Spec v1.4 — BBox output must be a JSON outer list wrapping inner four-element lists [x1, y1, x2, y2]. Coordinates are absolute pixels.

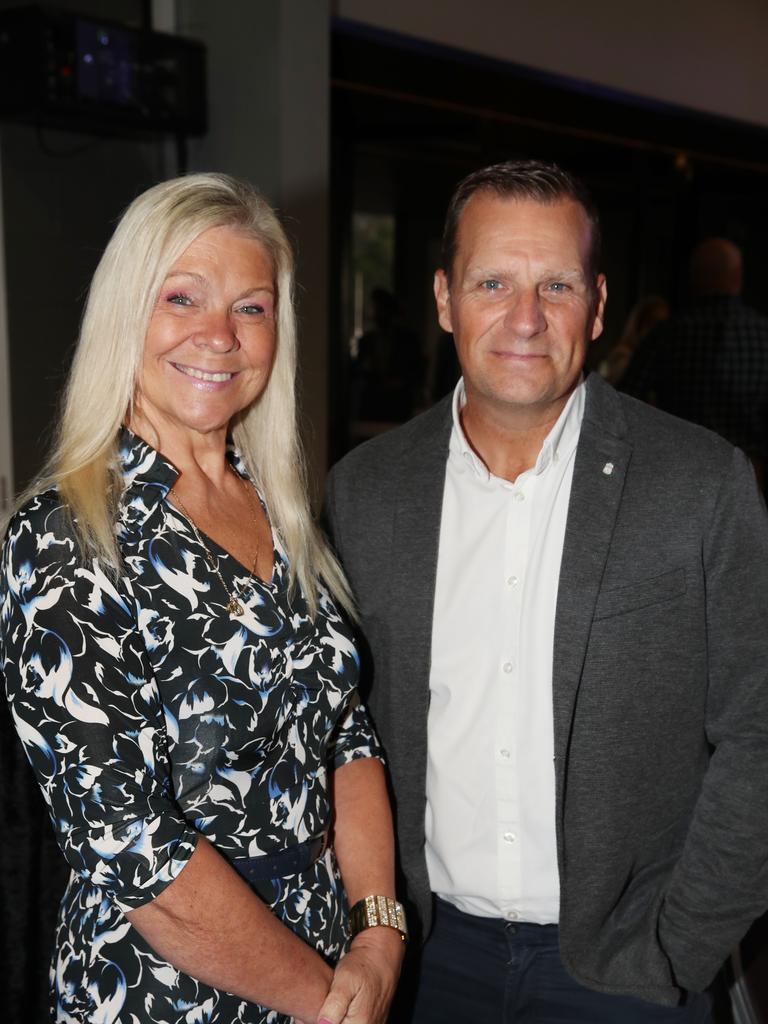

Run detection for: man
[[325, 161, 768, 1022], [622, 237, 768, 485]]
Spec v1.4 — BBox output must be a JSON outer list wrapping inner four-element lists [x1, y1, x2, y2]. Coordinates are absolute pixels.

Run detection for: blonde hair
[[17, 172, 353, 618]]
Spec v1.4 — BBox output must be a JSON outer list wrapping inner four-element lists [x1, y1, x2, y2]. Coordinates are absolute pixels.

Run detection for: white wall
[[334, 0, 768, 129]]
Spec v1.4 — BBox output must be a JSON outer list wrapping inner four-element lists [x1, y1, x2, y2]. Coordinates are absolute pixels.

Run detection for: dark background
[[329, 20, 768, 457]]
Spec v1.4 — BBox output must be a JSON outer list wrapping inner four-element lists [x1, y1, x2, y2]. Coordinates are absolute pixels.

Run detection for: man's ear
[[434, 269, 453, 334], [590, 274, 608, 341]]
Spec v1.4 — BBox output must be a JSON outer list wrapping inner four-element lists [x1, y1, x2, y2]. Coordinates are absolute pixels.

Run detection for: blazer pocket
[[593, 567, 686, 621]]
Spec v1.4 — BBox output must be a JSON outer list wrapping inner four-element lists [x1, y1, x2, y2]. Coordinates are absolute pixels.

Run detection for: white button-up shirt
[[425, 377, 585, 923]]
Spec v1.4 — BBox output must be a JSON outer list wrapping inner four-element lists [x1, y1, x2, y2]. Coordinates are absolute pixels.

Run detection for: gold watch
[[349, 895, 408, 943]]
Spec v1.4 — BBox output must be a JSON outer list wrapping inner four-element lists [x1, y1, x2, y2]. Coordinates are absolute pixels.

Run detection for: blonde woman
[[0, 174, 404, 1024]]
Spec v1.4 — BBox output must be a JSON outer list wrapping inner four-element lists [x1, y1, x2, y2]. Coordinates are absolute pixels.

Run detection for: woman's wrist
[[292, 957, 335, 1023], [348, 894, 408, 944], [349, 923, 406, 971]]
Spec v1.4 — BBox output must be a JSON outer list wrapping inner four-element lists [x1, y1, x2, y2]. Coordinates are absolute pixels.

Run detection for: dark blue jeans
[[409, 899, 712, 1023]]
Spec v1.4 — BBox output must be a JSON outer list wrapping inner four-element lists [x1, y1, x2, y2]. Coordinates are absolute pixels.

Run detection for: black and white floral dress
[[1, 429, 381, 1024]]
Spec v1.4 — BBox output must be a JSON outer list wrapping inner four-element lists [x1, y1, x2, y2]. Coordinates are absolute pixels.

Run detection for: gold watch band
[[349, 895, 409, 943]]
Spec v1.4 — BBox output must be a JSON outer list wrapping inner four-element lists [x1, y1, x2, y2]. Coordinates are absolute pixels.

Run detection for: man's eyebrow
[[544, 267, 586, 280], [463, 266, 506, 280], [463, 265, 587, 281]]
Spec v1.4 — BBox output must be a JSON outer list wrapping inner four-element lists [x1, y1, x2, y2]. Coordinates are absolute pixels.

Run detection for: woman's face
[[134, 224, 277, 446]]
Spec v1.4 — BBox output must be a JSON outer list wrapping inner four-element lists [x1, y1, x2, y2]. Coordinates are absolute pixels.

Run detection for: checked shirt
[[622, 295, 768, 457]]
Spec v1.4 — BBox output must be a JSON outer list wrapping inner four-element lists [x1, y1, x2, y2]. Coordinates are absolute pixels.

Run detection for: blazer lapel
[[384, 379, 632, 766], [552, 377, 632, 776], [388, 401, 452, 744]]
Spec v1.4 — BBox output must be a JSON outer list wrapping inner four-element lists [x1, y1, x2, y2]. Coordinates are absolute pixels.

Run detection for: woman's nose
[[193, 309, 239, 352]]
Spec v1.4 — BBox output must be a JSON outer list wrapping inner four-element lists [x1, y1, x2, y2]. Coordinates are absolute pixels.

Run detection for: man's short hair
[[441, 159, 602, 281]]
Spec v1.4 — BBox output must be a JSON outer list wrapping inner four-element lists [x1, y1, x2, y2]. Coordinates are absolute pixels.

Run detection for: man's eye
[[481, 280, 502, 291], [547, 281, 569, 293]]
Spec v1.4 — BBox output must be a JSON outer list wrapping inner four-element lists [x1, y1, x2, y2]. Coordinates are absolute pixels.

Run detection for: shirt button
[[506, 575, 519, 587], [512, 492, 525, 502], [503, 832, 516, 844], [500, 748, 511, 759], [505, 909, 520, 921], [503, 661, 514, 674]]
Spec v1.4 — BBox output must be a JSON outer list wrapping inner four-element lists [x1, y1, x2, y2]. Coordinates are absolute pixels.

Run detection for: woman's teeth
[[175, 364, 234, 382]]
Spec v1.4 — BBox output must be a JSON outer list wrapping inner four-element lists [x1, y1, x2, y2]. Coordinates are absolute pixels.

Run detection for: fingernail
[[318, 1019, 333, 1024]]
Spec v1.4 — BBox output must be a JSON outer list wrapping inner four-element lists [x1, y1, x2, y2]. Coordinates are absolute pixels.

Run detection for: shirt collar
[[119, 427, 178, 494], [116, 426, 248, 535], [450, 376, 586, 483]]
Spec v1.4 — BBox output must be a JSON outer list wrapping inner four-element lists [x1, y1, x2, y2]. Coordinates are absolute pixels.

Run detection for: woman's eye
[[238, 303, 267, 316], [167, 292, 193, 306]]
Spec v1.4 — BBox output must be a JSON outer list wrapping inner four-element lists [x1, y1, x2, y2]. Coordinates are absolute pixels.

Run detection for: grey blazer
[[325, 373, 768, 1006]]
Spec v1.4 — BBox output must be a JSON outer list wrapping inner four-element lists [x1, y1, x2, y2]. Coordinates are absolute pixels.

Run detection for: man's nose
[[503, 288, 547, 339], [193, 310, 239, 352]]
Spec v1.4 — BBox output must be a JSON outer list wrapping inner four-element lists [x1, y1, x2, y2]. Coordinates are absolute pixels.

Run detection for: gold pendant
[[227, 597, 244, 616]]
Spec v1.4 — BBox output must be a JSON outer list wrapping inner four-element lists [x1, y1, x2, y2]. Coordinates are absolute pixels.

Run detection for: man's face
[[434, 193, 607, 422]]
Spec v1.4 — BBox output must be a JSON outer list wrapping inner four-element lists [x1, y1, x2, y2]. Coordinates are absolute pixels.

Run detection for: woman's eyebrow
[[163, 270, 205, 284], [163, 271, 274, 294]]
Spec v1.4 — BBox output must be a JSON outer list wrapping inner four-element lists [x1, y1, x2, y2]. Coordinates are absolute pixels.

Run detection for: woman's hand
[[127, 837, 333, 1021], [316, 926, 405, 1024], [327, 758, 403, 1021]]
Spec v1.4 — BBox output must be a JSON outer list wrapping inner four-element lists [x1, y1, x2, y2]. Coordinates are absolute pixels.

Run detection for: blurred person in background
[[622, 238, 768, 487]]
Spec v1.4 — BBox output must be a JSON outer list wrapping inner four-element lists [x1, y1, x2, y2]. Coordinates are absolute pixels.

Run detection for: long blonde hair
[[17, 172, 352, 617]]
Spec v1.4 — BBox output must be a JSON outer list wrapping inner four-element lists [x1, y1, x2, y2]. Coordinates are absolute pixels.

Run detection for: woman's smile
[[170, 361, 241, 385]]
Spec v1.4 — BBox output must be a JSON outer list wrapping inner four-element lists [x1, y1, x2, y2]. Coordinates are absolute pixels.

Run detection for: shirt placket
[[496, 471, 535, 919]]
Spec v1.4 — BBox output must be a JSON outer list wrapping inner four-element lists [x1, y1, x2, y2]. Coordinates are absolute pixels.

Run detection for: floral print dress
[[0, 430, 381, 1024]]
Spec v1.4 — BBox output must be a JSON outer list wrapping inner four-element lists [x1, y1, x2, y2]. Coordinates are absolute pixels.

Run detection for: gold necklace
[[170, 466, 262, 617]]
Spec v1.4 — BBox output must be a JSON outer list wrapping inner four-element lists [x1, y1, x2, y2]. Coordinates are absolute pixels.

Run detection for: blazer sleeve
[[322, 467, 385, 768], [658, 446, 768, 989], [1, 497, 198, 913]]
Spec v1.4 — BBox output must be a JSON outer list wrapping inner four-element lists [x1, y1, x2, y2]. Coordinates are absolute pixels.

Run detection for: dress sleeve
[[1, 496, 198, 913], [328, 690, 384, 770]]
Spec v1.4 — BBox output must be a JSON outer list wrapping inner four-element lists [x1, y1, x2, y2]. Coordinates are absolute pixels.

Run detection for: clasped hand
[[306, 926, 405, 1024]]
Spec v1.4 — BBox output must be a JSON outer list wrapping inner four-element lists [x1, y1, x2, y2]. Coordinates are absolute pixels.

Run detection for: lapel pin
[[602, 462, 614, 476]]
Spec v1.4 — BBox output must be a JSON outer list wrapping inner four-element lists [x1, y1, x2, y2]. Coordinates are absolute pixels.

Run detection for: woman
[[0, 174, 405, 1024]]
